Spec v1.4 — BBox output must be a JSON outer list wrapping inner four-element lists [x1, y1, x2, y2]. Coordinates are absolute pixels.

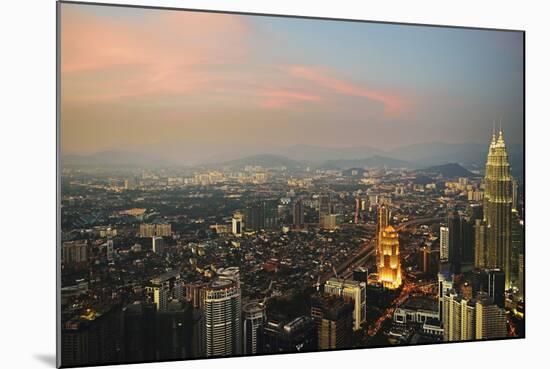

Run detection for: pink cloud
[[284, 65, 410, 117], [60, 5, 251, 103], [259, 89, 322, 108]]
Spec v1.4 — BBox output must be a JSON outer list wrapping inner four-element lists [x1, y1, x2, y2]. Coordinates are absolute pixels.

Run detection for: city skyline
[[60, 3, 524, 157], [58, 3, 524, 367]]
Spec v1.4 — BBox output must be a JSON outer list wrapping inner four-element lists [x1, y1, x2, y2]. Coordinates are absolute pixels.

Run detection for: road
[[317, 216, 443, 285]]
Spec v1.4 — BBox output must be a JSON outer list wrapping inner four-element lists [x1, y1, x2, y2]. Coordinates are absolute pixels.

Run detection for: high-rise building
[[518, 253, 524, 299], [472, 269, 505, 309], [121, 301, 157, 362], [152, 236, 164, 254], [510, 209, 525, 290], [438, 267, 454, 321], [475, 292, 507, 339], [474, 219, 487, 268], [263, 200, 279, 231], [310, 294, 354, 350], [442, 290, 475, 342], [461, 217, 475, 273], [147, 271, 185, 312], [62, 240, 88, 267], [62, 305, 121, 366], [512, 178, 519, 212], [467, 203, 484, 221], [242, 301, 266, 355], [104, 239, 114, 261], [448, 210, 462, 274], [245, 202, 265, 232], [318, 193, 331, 223], [377, 204, 389, 241], [483, 129, 513, 288], [156, 300, 194, 360], [352, 267, 369, 283], [139, 223, 156, 238], [139, 223, 172, 237], [323, 278, 367, 331], [442, 290, 507, 342], [258, 316, 317, 354], [216, 267, 240, 287], [232, 212, 244, 237], [377, 225, 402, 289], [155, 223, 172, 237], [320, 214, 338, 230], [440, 226, 449, 262], [293, 198, 305, 228], [204, 278, 242, 357], [421, 246, 431, 273]]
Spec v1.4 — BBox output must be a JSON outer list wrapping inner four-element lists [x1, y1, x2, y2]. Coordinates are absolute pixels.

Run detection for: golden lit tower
[[377, 204, 390, 266], [378, 225, 402, 289], [483, 127, 513, 288]]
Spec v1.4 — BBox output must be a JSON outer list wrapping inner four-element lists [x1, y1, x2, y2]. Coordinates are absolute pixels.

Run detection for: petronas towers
[[478, 128, 514, 288]]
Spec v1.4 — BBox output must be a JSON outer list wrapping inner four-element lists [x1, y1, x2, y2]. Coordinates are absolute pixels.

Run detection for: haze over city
[[59, 3, 524, 367]]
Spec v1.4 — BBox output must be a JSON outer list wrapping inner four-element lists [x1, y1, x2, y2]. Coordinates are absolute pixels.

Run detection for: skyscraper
[[440, 226, 449, 262], [152, 236, 164, 254], [310, 294, 354, 350], [510, 209, 525, 290], [232, 212, 244, 237], [475, 292, 507, 340], [204, 278, 242, 357], [442, 290, 475, 342], [318, 193, 331, 223], [324, 278, 367, 331], [377, 225, 402, 289], [438, 266, 454, 321], [483, 128, 513, 288], [472, 269, 506, 309], [447, 210, 462, 274], [293, 198, 305, 228], [474, 219, 487, 268], [245, 202, 264, 232], [258, 316, 317, 354], [242, 301, 266, 355]]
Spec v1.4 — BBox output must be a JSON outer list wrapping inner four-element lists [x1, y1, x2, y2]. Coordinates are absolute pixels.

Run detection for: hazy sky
[[60, 3, 524, 156]]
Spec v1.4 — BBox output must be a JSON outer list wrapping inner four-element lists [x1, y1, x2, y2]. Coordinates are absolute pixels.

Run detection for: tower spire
[[492, 120, 497, 145], [498, 118, 505, 144]]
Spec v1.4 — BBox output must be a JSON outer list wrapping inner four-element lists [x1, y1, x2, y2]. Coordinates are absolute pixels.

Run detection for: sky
[[60, 3, 524, 160]]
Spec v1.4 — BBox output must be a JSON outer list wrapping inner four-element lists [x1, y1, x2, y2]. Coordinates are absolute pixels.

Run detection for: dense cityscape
[[59, 128, 524, 366], [58, 4, 524, 366]]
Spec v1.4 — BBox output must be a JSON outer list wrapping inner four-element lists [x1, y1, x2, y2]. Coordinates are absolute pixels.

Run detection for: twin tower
[[375, 127, 515, 290], [480, 128, 514, 288]]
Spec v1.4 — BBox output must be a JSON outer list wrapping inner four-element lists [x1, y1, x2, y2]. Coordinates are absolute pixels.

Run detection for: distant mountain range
[[322, 155, 415, 170], [62, 141, 524, 177], [219, 154, 303, 169], [421, 163, 475, 178]]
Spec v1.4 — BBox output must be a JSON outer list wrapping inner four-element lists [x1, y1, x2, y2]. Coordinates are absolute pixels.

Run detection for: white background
[[0, 0, 547, 368]]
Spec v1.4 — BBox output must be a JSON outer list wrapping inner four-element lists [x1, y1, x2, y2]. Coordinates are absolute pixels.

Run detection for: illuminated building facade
[[377, 225, 402, 289], [475, 292, 507, 339], [482, 129, 513, 288]]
